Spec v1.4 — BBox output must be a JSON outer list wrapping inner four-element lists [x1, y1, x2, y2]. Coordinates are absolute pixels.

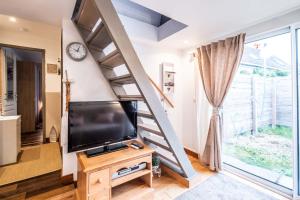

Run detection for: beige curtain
[[197, 33, 246, 171]]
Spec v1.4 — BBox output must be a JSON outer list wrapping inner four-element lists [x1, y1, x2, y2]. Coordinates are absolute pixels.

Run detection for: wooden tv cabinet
[[76, 144, 154, 200]]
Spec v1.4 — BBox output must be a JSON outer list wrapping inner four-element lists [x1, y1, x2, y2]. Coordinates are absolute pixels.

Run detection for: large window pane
[[223, 32, 292, 190]]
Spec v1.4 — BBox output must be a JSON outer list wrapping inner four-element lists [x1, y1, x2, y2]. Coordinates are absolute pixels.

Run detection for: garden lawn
[[224, 125, 292, 177]]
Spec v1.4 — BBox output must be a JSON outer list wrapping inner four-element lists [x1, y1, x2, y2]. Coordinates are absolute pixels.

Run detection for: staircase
[[72, 0, 196, 180]]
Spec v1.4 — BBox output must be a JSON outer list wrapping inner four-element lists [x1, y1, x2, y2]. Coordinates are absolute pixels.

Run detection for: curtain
[[196, 33, 246, 171]]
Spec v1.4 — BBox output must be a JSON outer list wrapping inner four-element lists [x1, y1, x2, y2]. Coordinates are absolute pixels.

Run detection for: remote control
[[131, 142, 144, 149], [130, 144, 139, 149]]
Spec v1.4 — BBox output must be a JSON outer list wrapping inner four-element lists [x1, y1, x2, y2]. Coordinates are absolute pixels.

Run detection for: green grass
[[258, 125, 292, 139], [224, 125, 293, 177], [224, 145, 292, 177]]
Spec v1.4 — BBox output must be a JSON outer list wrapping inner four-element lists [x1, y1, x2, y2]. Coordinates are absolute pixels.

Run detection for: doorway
[[222, 30, 293, 193], [0, 45, 45, 147]]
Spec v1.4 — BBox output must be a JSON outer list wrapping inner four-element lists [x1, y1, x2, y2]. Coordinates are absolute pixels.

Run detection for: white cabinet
[[0, 115, 21, 165]]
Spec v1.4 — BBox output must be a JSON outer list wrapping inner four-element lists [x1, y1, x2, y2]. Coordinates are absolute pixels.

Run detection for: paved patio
[[223, 155, 292, 189]]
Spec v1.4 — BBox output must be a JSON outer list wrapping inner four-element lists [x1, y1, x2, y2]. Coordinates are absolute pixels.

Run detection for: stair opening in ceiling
[[111, 0, 188, 41], [72, 0, 187, 41]]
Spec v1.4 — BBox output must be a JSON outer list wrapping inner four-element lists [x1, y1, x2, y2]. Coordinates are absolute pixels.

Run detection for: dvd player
[[112, 162, 147, 179]]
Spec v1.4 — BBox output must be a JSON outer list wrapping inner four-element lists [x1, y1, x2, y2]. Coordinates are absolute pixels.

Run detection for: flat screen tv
[[68, 101, 137, 153]]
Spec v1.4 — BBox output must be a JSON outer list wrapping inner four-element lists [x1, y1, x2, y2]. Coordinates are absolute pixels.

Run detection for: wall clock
[[66, 42, 87, 61]]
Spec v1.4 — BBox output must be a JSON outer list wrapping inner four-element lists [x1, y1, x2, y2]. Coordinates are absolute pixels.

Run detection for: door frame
[[291, 22, 300, 200], [0, 43, 46, 142]]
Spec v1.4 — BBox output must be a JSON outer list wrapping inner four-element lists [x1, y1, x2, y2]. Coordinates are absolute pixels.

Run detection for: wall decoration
[[49, 126, 58, 143], [63, 70, 73, 112], [47, 64, 58, 74], [161, 63, 175, 94]]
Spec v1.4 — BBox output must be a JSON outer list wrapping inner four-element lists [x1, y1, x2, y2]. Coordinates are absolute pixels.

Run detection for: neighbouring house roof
[[241, 46, 290, 70]]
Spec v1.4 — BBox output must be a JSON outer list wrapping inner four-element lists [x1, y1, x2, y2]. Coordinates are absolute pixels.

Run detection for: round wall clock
[[66, 42, 87, 61]]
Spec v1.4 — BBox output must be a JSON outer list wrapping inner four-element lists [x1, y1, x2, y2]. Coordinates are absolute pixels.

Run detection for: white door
[[2, 48, 17, 116]]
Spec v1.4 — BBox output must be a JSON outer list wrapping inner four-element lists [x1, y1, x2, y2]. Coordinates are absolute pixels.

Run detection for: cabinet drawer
[[88, 192, 109, 200], [88, 168, 110, 195]]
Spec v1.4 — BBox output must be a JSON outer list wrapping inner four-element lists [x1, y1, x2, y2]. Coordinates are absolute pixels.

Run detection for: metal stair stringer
[[92, 0, 196, 179]]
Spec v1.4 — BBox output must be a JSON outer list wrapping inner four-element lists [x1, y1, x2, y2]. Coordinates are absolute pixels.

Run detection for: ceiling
[[0, 14, 61, 39], [0, 0, 300, 49], [0, 0, 75, 26], [132, 0, 300, 49]]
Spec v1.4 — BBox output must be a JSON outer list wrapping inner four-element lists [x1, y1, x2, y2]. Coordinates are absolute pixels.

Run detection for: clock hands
[[71, 45, 80, 52], [67, 42, 87, 61]]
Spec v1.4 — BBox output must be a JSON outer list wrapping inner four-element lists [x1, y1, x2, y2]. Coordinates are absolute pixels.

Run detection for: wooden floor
[[0, 170, 74, 200], [0, 143, 62, 186], [112, 156, 214, 200], [0, 155, 289, 200], [21, 129, 43, 147], [110, 156, 289, 200]]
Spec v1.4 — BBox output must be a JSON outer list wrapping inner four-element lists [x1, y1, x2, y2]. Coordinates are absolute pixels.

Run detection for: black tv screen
[[68, 101, 137, 152]]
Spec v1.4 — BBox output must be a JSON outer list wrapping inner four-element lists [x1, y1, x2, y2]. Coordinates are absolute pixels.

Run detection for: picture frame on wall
[[161, 62, 175, 94]]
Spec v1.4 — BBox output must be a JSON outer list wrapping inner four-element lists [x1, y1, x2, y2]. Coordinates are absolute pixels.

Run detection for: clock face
[[67, 42, 87, 61]]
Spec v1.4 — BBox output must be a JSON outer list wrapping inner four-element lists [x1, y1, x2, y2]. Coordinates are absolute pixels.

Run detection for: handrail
[[147, 75, 174, 108]]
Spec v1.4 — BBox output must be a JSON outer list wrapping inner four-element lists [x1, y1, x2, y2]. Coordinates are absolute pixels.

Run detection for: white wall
[[181, 53, 211, 153], [132, 42, 184, 142], [118, 13, 208, 152], [61, 19, 116, 177]]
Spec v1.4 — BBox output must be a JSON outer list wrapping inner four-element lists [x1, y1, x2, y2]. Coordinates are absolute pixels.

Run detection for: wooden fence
[[223, 74, 292, 136]]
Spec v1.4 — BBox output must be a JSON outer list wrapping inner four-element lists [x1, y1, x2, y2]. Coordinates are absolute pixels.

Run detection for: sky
[[246, 32, 291, 65]]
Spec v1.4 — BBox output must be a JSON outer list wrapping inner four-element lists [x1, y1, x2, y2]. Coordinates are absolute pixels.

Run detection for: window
[[223, 31, 293, 191]]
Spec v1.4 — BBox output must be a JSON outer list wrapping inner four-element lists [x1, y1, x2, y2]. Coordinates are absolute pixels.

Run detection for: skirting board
[[160, 148, 201, 188], [184, 147, 199, 159], [161, 164, 202, 188]]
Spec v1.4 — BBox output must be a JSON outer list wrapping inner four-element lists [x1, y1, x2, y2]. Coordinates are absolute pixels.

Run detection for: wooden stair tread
[[118, 95, 144, 101], [85, 19, 104, 43], [98, 49, 119, 62], [109, 74, 135, 85], [2, 192, 26, 200], [0, 184, 17, 196], [0, 171, 74, 200], [137, 110, 153, 119], [138, 123, 161, 136], [143, 135, 170, 151], [154, 147, 178, 166], [89, 24, 112, 49], [27, 185, 75, 200], [76, 0, 100, 31], [98, 50, 124, 68]]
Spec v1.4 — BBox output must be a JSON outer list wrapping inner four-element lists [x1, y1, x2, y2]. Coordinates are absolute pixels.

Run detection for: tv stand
[[85, 143, 128, 157], [77, 143, 155, 200]]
